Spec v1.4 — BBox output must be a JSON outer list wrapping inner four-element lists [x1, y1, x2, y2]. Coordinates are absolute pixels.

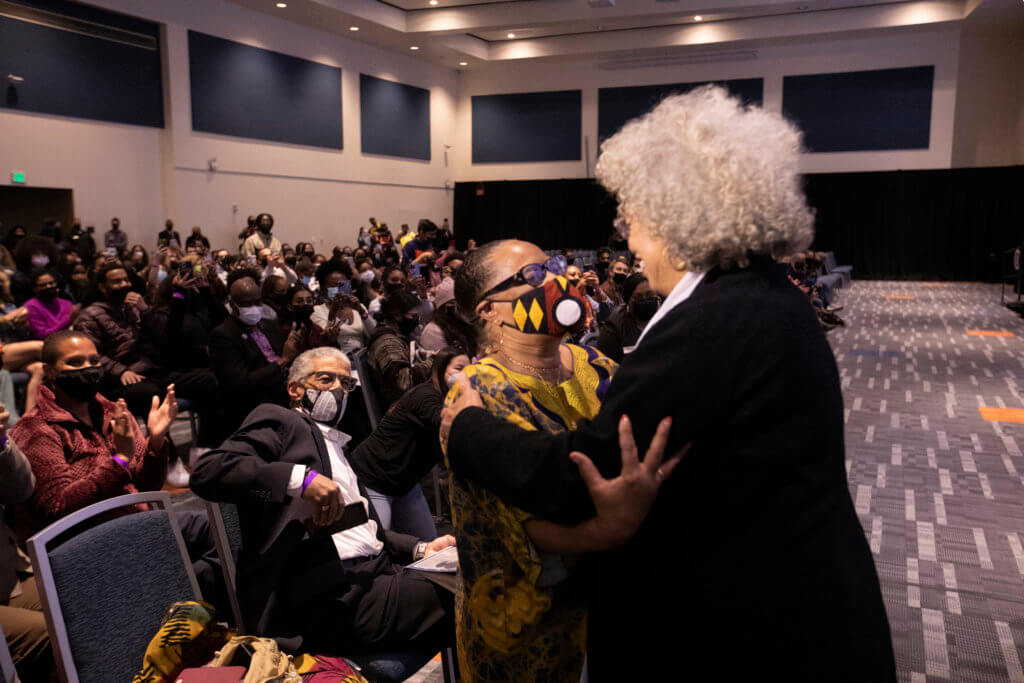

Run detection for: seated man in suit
[[208, 270, 302, 439], [190, 347, 455, 656]]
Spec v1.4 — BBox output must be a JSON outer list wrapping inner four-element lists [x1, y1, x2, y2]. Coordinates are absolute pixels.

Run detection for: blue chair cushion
[[48, 509, 197, 683]]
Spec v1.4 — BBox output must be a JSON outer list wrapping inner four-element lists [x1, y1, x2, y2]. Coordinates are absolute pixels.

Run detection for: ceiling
[[227, 0, 1023, 69]]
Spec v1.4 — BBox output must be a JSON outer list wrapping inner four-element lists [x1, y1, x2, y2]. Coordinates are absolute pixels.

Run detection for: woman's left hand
[[570, 415, 688, 550], [147, 384, 178, 446]]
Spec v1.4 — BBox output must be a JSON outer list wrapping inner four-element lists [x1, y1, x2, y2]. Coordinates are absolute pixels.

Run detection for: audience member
[[158, 219, 181, 248], [351, 349, 467, 538], [401, 219, 438, 266], [64, 263, 91, 304], [241, 213, 282, 257], [186, 226, 210, 253], [208, 270, 299, 434], [595, 273, 659, 362], [9, 330, 223, 608], [419, 279, 474, 355], [598, 256, 631, 307], [0, 245, 15, 276], [366, 290, 432, 408], [104, 217, 127, 253], [11, 236, 60, 305], [261, 273, 289, 322], [0, 272, 29, 343], [594, 246, 612, 281], [23, 270, 73, 340], [0, 405, 53, 683], [64, 219, 96, 264], [443, 239, 613, 681], [190, 347, 455, 656]]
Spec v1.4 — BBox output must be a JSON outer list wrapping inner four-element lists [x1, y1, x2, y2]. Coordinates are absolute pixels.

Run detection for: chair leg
[[188, 410, 199, 446], [441, 646, 457, 683]]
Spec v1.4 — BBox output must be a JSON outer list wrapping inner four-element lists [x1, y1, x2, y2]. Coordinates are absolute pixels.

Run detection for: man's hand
[[440, 374, 483, 442], [124, 291, 144, 307], [121, 370, 145, 385], [109, 398, 135, 458], [411, 276, 428, 297], [569, 415, 687, 550], [147, 384, 178, 446], [280, 323, 304, 364], [302, 474, 344, 526], [423, 534, 456, 558]]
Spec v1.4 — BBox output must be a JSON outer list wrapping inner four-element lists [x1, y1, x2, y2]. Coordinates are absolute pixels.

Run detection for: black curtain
[[453, 179, 618, 250], [805, 165, 1024, 281], [455, 166, 1024, 282]]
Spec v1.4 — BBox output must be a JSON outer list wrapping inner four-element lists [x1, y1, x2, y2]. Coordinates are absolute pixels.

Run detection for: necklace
[[496, 349, 567, 383]]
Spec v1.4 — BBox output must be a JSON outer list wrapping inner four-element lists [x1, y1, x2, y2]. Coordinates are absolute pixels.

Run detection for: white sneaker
[[166, 458, 191, 488]]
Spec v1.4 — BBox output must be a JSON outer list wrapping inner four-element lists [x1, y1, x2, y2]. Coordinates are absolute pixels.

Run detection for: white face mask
[[445, 370, 464, 388], [237, 305, 263, 326], [360, 270, 375, 283]]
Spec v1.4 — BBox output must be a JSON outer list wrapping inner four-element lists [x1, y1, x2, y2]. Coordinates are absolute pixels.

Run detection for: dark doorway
[[0, 186, 74, 239]]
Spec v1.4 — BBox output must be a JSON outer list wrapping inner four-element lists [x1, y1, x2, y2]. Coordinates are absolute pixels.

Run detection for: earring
[[664, 247, 686, 272]]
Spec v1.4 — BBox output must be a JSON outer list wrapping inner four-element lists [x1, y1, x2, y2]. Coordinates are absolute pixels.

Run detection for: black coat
[[190, 404, 420, 641], [208, 316, 290, 433], [446, 257, 895, 682]]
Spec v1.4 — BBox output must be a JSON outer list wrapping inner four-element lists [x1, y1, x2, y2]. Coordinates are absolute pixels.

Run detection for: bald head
[[229, 276, 261, 308]]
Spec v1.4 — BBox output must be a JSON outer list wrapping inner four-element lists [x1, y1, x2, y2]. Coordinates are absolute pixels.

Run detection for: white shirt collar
[[634, 270, 707, 349], [296, 408, 353, 448]]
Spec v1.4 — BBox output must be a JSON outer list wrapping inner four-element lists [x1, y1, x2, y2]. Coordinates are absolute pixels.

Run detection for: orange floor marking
[[886, 295, 916, 300], [966, 330, 1014, 337], [979, 407, 1024, 423]]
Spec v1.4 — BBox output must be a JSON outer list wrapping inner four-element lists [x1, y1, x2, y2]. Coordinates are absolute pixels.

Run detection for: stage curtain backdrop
[[456, 166, 1024, 282]]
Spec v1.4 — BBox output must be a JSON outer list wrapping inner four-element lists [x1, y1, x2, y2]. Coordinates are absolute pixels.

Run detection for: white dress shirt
[[287, 420, 384, 561], [633, 270, 707, 350]]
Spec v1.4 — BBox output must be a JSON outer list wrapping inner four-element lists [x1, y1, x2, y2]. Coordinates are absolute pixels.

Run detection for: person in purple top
[[23, 270, 73, 340]]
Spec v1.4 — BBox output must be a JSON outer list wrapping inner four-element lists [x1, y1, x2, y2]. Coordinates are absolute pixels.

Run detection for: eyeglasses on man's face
[[305, 371, 357, 392]]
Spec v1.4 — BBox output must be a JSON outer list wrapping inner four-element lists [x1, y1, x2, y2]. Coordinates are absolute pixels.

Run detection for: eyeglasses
[[305, 371, 358, 392], [480, 255, 567, 300]]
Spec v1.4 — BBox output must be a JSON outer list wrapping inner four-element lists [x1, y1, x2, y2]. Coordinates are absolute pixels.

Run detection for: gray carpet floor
[[832, 281, 1024, 682]]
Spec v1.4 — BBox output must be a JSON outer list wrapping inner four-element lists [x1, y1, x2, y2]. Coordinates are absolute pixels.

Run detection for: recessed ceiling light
[[507, 32, 516, 38], [410, 45, 420, 50], [459, 61, 468, 66], [694, 15, 703, 21], [275, 2, 287, 7], [349, 26, 359, 31], [429, 0, 438, 4]]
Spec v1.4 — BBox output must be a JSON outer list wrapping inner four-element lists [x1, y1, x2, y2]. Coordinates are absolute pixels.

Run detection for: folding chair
[[203, 500, 245, 632], [0, 625, 19, 683], [27, 492, 201, 683]]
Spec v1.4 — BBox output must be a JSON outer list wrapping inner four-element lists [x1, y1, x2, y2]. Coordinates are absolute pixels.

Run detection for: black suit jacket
[[190, 404, 420, 641], [208, 316, 290, 431], [447, 257, 895, 682]]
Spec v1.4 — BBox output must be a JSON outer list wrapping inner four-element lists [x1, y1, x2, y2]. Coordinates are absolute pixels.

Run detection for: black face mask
[[54, 366, 103, 401], [290, 305, 314, 323], [398, 316, 419, 336], [384, 282, 405, 294], [612, 272, 628, 285], [632, 295, 660, 322], [38, 286, 58, 300]]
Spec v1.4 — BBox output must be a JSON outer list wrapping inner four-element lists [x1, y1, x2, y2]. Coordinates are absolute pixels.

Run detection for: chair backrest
[[352, 348, 384, 429], [203, 501, 246, 632], [825, 251, 838, 270], [0, 624, 18, 683], [579, 330, 599, 347], [27, 492, 200, 683]]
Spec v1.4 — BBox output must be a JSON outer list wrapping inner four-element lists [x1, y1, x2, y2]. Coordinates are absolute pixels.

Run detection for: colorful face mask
[[494, 276, 584, 336]]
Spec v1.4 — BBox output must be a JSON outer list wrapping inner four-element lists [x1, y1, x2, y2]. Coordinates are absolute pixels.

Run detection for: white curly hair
[[595, 85, 814, 271]]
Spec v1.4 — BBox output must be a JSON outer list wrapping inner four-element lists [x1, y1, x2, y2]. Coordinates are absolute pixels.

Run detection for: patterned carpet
[[832, 281, 1024, 683]]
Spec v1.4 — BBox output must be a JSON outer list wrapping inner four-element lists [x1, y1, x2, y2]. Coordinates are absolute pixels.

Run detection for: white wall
[[951, 26, 1024, 167], [0, 0, 459, 250], [454, 26, 962, 181]]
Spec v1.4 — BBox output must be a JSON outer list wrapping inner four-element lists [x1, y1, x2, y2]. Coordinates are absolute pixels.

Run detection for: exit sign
[[11, 172, 25, 184]]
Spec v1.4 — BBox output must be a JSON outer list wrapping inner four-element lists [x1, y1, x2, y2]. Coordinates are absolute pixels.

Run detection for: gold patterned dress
[[442, 343, 617, 682]]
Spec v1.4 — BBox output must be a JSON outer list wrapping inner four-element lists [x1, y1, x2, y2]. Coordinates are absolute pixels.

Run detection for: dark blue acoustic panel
[[472, 90, 581, 163], [598, 78, 763, 143], [0, 13, 163, 127], [188, 31, 342, 149], [782, 66, 933, 153], [360, 74, 430, 160]]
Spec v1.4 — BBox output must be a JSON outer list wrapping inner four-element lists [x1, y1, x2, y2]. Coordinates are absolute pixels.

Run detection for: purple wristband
[[111, 454, 130, 471], [301, 469, 319, 495], [172, 291, 185, 300]]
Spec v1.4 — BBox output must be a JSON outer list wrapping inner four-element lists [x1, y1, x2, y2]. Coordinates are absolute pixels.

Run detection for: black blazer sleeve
[[447, 284, 728, 525], [190, 405, 304, 505]]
